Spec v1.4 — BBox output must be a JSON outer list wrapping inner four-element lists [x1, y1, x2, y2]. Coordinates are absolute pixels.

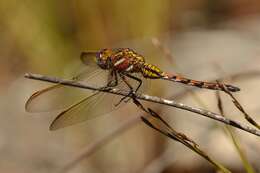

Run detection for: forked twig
[[24, 73, 260, 137], [217, 81, 260, 130], [132, 98, 231, 173]]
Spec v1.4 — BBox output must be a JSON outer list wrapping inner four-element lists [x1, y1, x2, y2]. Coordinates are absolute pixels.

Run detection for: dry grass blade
[[151, 37, 175, 65], [141, 116, 231, 173], [218, 81, 260, 130], [216, 91, 256, 173], [133, 97, 231, 173], [133, 97, 197, 146]]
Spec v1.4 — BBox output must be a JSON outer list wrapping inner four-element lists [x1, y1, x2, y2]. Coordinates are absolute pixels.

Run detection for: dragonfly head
[[96, 49, 113, 69]]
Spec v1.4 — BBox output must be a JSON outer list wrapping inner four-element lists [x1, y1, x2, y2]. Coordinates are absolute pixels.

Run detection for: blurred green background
[[0, 0, 260, 173]]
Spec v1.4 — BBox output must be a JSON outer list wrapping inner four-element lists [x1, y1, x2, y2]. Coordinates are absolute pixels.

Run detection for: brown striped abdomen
[[162, 74, 240, 92]]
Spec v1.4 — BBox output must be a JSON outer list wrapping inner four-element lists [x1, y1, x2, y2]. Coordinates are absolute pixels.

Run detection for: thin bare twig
[[219, 82, 260, 130], [213, 63, 260, 130], [141, 113, 231, 173], [152, 39, 250, 155], [24, 73, 260, 137], [131, 97, 231, 173]]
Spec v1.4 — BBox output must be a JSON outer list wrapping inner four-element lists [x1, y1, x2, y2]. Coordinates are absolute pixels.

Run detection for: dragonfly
[[25, 48, 240, 130]]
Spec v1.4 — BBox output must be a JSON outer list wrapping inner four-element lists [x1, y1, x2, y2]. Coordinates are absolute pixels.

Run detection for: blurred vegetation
[[1, 0, 259, 76], [0, 0, 173, 75], [0, 0, 260, 173]]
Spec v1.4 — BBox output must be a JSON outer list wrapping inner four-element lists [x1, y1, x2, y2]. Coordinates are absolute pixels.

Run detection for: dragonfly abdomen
[[162, 74, 240, 92], [141, 63, 165, 79]]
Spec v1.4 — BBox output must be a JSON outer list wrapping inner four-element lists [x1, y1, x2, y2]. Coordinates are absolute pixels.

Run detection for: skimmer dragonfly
[[26, 48, 240, 130]]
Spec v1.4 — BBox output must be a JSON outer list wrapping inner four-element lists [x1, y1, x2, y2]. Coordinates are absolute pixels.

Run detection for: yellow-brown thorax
[[97, 48, 165, 79]]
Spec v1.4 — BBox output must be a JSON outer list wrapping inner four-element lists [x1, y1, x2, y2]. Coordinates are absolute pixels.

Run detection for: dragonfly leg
[[114, 73, 143, 106], [114, 74, 135, 106], [125, 74, 142, 93], [107, 70, 118, 87], [122, 74, 143, 103]]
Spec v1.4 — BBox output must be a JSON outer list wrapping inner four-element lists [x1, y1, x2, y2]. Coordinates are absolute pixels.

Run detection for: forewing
[[25, 68, 110, 113], [49, 72, 147, 130]]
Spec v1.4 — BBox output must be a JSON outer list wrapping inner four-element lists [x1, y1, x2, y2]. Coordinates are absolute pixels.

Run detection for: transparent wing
[[49, 91, 121, 130], [49, 72, 150, 130], [25, 67, 110, 112]]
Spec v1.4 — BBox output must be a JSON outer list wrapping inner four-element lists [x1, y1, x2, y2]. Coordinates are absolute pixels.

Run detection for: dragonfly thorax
[[96, 48, 167, 79], [96, 48, 145, 72]]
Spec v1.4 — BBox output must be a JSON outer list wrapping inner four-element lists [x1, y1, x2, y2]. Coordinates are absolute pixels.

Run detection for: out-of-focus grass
[[0, 0, 175, 75], [1, 0, 260, 173]]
